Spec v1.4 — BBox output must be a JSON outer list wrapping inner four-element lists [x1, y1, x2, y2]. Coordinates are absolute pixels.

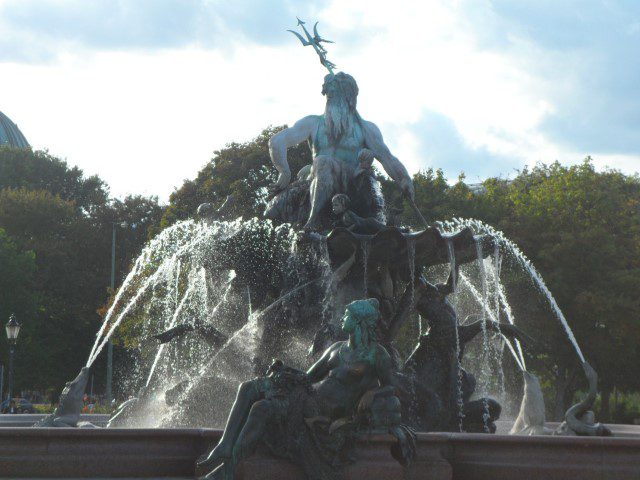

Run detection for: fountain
[[5, 17, 639, 480]]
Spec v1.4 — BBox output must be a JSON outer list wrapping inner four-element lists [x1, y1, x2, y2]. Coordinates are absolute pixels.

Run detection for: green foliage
[[0, 188, 94, 390], [0, 228, 38, 391], [160, 126, 311, 227], [33, 402, 112, 414], [0, 147, 163, 395], [161, 128, 640, 418], [33, 404, 54, 414], [0, 146, 108, 214], [383, 159, 640, 418], [503, 162, 640, 387], [2, 127, 640, 423], [584, 390, 640, 424]]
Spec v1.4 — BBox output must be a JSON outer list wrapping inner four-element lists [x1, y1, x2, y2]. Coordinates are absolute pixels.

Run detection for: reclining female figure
[[197, 298, 410, 480]]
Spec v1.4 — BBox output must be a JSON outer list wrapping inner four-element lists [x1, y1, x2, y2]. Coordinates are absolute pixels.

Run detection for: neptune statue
[[266, 20, 414, 231]]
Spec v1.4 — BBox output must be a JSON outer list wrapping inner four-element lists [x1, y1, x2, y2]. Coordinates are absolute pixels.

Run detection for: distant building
[[0, 110, 30, 148]]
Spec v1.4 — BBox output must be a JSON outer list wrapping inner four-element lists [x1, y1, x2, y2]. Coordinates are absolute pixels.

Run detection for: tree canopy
[[0, 146, 162, 396], [160, 126, 311, 228], [161, 131, 640, 420], [1, 130, 639, 422]]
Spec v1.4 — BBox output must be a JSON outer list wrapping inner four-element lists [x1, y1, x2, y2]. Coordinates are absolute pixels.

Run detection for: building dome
[[0, 110, 30, 148]]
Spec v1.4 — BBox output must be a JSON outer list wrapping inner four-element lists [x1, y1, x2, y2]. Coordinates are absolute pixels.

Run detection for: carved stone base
[[1, 428, 639, 479], [228, 433, 452, 480]]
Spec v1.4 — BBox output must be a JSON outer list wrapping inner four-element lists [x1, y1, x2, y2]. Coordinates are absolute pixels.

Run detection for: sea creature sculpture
[[153, 320, 227, 349], [33, 367, 96, 428], [554, 361, 612, 436], [510, 362, 612, 437]]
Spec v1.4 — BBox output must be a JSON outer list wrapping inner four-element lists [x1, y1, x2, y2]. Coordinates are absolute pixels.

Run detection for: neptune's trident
[[288, 18, 336, 75]]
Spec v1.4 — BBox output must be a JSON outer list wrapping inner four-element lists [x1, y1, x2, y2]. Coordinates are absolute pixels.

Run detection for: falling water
[[142, 266, 232, 390], [475, 238, 490, 362], [490, 243, 508, 399], [317, 237, 335, 325], [442, 218, 586, 364], [458, 273, 525, 372], [407, 238, 416, 305], [199, 312, 260, 377], [246, 285, 252, 318], [88, 262, 170, 367], [460, 274, 525, 371], [446, 238, 457, 302], [81, 217, 302, 427], [474, 238, 519, 391], [493, 243, 502, 323], [87, 219, 230, 366], [144, 275, 199, 388], [488, 261, 526, 370], [174, 259, 181, 306], [475, 239, 492, 432], [361, 238, 370, 297], [157, 306, 263, 427], [446, 238, 464, 431]]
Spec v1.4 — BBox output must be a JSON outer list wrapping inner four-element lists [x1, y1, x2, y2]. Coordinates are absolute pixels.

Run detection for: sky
[[1, 0, 639, 201]]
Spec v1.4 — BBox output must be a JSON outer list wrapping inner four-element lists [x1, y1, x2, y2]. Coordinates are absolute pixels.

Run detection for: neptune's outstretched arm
[[268, 115, 320, 192], [362, 120, 415, 200]]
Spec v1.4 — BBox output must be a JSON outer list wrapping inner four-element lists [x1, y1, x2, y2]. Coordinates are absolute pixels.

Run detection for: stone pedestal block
[[0, 428, 639, 479]]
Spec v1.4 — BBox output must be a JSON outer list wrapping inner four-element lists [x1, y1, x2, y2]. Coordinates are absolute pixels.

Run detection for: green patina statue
[[196, 299, 414, 480], [266, 19, 414, 232]]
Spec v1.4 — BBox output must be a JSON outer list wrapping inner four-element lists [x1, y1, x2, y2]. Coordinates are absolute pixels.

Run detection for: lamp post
[[106, 221, 127, 405], [5, 314, 21, 401]]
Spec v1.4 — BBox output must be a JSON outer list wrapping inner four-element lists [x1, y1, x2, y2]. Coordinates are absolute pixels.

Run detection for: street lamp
[[107, 221, 128, 405], [5, 314, 21, 401]]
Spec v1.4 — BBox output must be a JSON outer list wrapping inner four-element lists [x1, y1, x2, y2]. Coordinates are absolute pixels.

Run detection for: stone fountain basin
[[1, 428, 639, 479]]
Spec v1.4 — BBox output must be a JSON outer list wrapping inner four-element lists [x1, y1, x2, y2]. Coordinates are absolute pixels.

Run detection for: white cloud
[[2, 43, 321, 199], [1, 0, 638, 201]]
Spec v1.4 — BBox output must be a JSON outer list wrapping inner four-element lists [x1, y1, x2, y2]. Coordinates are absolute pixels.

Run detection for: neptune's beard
[[324, 94, 354, 143]]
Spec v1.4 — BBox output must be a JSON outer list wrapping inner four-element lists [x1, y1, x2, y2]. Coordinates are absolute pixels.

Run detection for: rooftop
[[0, 110, 30, 149]]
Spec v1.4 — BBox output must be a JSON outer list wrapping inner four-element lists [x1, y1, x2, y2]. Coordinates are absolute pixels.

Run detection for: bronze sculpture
[[196, 298, 414, 480], [266, 48, 413, 231], [33, 367, 94, 428]]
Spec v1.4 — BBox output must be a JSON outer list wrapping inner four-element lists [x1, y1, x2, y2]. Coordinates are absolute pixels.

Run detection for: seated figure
[[264, 146, 387, 231], [267, 72, 414, 231], [332, 193, 386, 235], [197, 298, 413, 480]]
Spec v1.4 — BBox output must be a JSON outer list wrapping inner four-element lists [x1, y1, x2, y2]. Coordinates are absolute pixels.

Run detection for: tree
[[495, 161, 640, 419], [163, 127, 640, 420], [160, 126, 311, 227], [0, 147, 163, 394], [0, 187, 105, 389], [92, 195, 165, 281], [0, 146, 108, 214], [2, 129, 639, 423], [0, 228, 38, 394]]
